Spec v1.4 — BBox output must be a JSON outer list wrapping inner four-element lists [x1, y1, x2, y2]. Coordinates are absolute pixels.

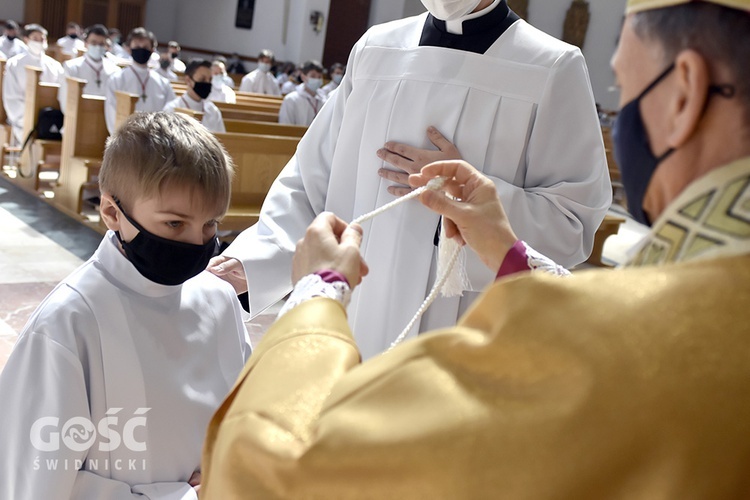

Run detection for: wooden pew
[[215, 132, 299, 231], [224, 120, 306, 137], [11, 67, 62, 194], [213, 102, 279, 123], [53, 76, 108, 217], [114, 90, 140, 131]]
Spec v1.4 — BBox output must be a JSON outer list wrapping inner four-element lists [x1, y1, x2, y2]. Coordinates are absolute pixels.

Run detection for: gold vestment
[[202, 158, 750, 499]]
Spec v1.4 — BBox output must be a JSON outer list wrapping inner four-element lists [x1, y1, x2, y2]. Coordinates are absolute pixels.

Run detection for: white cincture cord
[[350, 177, 465, 351]]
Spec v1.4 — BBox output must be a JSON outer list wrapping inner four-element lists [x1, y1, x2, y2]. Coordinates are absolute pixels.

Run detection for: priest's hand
[[410, 160, 518, 273], [377, 126, 460, 197], [292, 212, 369, 287], [207, 256, 249, 294]]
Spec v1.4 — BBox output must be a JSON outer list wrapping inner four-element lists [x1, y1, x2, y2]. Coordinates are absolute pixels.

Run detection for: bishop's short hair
[[99, 113, 234, 215], [632, 4, 750, 123]]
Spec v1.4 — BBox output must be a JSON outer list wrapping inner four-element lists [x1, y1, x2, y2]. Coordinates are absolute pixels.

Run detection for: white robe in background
[[0, 35, 26, 58], [0, 231, 251, 500], [320, 79, 339, 98], [57, 53, 119, 113], [278, 83, 326, 127], [156, 66, 178, 82], [170, 57, 186, 73], [225, 13, 611, 359], [163, 93, 226, 133], [56, 35, 85, 56], [105, 65, 176, 133], [208, 83, 236, 104], [239, 68, 281, 96], [2, 51, 64, 143]]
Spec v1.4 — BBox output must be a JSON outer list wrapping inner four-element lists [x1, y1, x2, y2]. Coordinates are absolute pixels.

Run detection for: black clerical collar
[[419, 0, 520, 54]]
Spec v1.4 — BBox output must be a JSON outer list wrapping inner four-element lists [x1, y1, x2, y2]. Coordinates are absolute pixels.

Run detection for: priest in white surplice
[[213, 0, 611, 359], [2, 23, 63, 144], [57, 24, 119, 114]]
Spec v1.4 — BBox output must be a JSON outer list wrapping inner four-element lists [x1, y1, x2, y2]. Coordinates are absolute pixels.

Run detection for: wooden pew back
[[224, 120, 305, 137], [114, 90, 140, 131], [215, 132, 298, 230]]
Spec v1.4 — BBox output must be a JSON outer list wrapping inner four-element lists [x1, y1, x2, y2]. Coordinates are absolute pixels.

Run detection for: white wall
[[145, 0, 331, 67], [367, 0, 626, 110], [0, 0, 24, 24]]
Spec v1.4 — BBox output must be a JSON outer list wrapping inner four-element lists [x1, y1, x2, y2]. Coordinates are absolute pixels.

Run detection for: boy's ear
[[100, 193, 121, 232]]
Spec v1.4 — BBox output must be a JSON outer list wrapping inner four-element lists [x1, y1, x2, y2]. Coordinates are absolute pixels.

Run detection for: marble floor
[[0, 174, 648, 375]]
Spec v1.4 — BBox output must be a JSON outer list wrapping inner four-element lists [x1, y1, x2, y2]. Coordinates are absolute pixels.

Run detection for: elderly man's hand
[[410, 161, 518, 273], [292, 213, 369, 288], [377, 127, 460, 197]]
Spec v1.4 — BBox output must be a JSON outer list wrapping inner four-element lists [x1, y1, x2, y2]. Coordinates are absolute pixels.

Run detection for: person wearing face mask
[[57, 24, 119, 114], [0, 112, 252, 500], [156, 51, 179, 82], [167, 41, 186, 73], [164, 59, 226, 133], [210, 0, 611, 359], [239, 49, 281, 96], [278, 60, 326, 126], [208, 60, 237, 104], [2, 23, 64, 144], [198, 2, 750, 497], [56, 21, 85, 57], [104, 27, 176, 134], [320, 62, 345, 99], [0, 20, 27, 59]]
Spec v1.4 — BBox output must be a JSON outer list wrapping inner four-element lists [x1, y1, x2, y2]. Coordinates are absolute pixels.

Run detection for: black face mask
[[171, 51, 179, 59], [6, 34, 15, 41], [131, 47, 152, 65], [69, 33, 78, 39], [114, 199, 219, 286], [613, 63, 736, 226], [193, 81, 212, 100], [160, 59, 171, 70]]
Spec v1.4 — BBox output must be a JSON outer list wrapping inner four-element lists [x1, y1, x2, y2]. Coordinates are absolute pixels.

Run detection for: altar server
[[164, 59, 226, 133], [104, 27, 175, 133], [0, 112, 251, 500]]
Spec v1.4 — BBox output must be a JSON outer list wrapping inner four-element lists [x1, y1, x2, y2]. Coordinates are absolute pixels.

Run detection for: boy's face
[[190, 66, 212, 84], [102, 183, 223, 246], [25, 31, 45, 44], [86, 33, 107, 49], [130, 37, 153, 52]]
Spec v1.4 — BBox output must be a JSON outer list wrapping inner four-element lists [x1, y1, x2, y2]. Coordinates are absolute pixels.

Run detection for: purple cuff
[[496, 240, 529, 280], [315, 269, 350, 287]]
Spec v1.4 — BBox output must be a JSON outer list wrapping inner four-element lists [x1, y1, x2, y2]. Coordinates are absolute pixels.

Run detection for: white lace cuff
[[278, 273, 352, 318], [523, 242, 571, 276]]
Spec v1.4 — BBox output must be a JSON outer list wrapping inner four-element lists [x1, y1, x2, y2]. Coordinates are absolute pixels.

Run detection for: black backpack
[[17, 107, 64, 178]]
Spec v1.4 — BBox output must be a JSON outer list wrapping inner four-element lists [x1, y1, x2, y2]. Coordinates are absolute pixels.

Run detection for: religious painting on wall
[[236, 0, 256, 29], [563, 0, 591, 50]]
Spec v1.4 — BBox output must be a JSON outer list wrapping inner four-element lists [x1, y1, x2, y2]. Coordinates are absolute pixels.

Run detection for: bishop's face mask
[[420, 0, 482, 21], [612, 64, 676, 226], [613, 63, 736, 226], [114, 199, 219, 286]]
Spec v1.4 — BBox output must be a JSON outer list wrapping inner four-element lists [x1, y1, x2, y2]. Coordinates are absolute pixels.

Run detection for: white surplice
[[163, 93, 226, 133], [0, 35, 27, 58], [278, 83, 326, 126], [207, 83, 236, 104], [0, 231, 251, 499], [2, 51, 64, 143], [239, 69, 281, 96], [56, 35, 85, 56], [57, 53, 119, 113], [105, 65, 176, 133], [225, 14, 611, 358]]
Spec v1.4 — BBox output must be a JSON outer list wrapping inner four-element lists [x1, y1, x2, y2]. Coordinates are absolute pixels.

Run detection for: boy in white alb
[[163, 59, 226, 133], [278, 60, 326, 126], [57, 24, 119, 113], [104, 27, 175, 133], [0, 112, 251, 499], [56, 22, 85, 56], [239, 49, 281, 96], [2, 23, 64, 143]]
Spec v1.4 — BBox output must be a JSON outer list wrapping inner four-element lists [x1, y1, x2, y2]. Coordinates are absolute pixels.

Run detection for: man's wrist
[[315, 269, 350, 287]]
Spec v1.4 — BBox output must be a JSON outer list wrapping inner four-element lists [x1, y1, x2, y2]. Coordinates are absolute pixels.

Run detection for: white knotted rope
[[350, 177, 467, 351]]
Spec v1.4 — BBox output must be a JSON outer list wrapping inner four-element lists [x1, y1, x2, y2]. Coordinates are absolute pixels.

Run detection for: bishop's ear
[[668, 49, 711, 149], [99, 193, 122, 232]]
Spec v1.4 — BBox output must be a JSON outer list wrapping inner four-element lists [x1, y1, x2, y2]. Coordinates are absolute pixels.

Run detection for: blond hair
[[99, 112, 234, 214]]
